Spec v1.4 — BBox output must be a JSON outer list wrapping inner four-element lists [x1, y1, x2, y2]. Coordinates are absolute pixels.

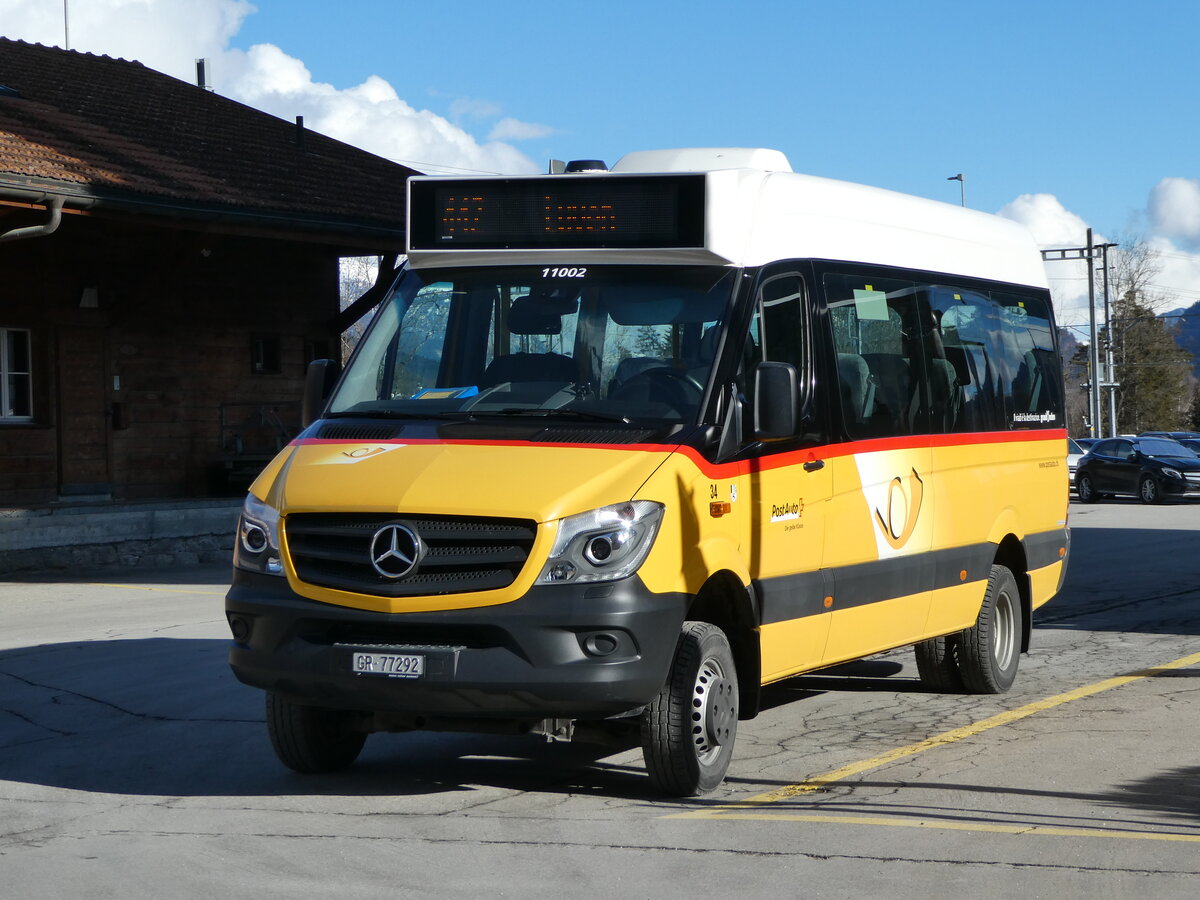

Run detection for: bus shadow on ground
[[0, 636, 658, 801], [695, 766, 1200, 830]]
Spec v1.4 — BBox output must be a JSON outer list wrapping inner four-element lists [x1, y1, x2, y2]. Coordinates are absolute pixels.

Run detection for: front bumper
[[226, 569, 688, 721]]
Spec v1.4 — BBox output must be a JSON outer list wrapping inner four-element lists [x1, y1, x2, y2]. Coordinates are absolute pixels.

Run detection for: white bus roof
[[407, 149, 1048, 290]]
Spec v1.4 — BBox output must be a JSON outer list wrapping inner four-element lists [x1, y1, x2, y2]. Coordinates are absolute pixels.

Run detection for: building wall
[[0, 212, 340, 506]]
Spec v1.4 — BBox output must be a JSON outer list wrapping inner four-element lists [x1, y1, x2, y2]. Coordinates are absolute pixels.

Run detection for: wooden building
[[0, 39, 416, 506]]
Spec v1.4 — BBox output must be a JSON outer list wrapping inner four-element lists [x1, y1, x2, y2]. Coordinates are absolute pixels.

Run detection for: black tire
[[1076, 472, 1098, 503], [266, 692, 367, 773], [957, 565, 1021, 694], [914, 634, 963, 692], [641, 621, 738, 796], [1139, 474, 1162, 505]]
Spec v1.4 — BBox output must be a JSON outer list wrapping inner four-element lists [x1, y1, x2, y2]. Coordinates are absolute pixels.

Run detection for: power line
[[382, 157, 508, 175]]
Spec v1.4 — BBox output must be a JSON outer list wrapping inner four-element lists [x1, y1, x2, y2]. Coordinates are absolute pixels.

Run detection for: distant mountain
[[1170, 303, 1200, 378]]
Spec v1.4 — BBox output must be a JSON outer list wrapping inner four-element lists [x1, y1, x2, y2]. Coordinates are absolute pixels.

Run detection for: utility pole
[[63, 0, 70, 50], [1097, 241, 1118, 437], [1041, 233, 1119, 438]]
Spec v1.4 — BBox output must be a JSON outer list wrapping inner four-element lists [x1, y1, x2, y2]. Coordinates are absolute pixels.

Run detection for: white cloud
[[488, 117, 554, 142], [997, 193, 1096, 248], [449, 97, 504, 121], [1148, 177, 1200, 245], [998, 193, 1105, 327], [997, 188, 1200, 330], [0, 0, 252, 81], [0, 0, 541, 176]]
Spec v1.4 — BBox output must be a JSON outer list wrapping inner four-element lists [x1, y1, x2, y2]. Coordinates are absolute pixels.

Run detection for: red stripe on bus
[[291, 428, 1067, 480]]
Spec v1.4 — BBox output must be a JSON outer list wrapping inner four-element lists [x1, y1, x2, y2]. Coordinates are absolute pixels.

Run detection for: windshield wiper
[[326, 409, 475, 420], [494, 407, 633, 424]]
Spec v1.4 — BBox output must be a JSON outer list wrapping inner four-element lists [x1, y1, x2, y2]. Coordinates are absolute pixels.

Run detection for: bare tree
[[339, 256, 380, 362], [1102, 238, 1195, 432]]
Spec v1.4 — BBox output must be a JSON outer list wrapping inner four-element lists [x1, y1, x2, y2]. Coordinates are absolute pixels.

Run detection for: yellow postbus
[[226, 148, 1069, 796]]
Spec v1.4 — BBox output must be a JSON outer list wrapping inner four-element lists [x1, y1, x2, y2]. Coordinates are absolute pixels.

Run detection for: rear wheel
[[1076, 472, 1098, 503], [957, 565, 1021, 693], [1139, 474, 1162, 504], [266, 692, 367, 773], [914, 634, 963, 692], [642, 621, 738, 796]]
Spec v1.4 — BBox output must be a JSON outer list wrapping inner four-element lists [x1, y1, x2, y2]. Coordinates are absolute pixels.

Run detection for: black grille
[[286, 513, 537, 597], [532, 427, 655, 444], [317, 423, 404, 440]]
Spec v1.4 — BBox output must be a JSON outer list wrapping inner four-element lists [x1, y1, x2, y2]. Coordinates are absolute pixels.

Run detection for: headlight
[[234, 493, 283, 576], [1161, 467, 1182, 479], [538, 501, 665, 585]]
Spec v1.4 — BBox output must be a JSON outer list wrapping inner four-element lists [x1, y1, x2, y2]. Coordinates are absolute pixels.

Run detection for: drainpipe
[[0, 195, 65, 242]]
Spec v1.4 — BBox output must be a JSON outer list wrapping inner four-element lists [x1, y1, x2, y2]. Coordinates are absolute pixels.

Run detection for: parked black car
[[1075, 437, 1200, 504], [1138, 430, 1200, 441]]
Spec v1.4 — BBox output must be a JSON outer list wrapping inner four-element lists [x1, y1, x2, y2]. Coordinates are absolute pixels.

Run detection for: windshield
[[1138, 438, 1198, 458], [329, 265, 736, 426]]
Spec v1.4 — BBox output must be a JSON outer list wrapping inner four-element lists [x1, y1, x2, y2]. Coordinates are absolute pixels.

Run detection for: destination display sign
[[408, 174, 705, 250]]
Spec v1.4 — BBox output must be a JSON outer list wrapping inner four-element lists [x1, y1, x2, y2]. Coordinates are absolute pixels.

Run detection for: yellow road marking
[[86, 582, 226, 596], [693, 812, 1200, 843], [669, 648, 1200, 829]]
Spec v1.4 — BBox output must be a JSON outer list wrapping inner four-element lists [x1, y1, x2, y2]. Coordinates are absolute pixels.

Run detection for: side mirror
[[754, 361, 799, 441], [302, 358, 340, 427]]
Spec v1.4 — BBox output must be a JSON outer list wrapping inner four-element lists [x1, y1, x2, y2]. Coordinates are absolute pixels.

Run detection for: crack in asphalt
[[2, 828, 1197, 877], [0, 670, 259, 725]]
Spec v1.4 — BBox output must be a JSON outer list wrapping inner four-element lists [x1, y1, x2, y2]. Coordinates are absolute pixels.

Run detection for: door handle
[[803, 459, 825, 472]]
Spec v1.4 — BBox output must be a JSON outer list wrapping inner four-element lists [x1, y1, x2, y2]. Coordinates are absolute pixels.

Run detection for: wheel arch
[[994, 534, 1033, 654], [686, 570, 762, 719]]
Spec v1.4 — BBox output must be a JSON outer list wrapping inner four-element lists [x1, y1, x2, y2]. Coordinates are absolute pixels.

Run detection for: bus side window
[[758, 275, 805, 369], [824, 273, 920, 439], [993, 292, 1063, 427], [930, 288, 1002, 432], [745, 274, 806, 422], [931, 288, 1061, 432]]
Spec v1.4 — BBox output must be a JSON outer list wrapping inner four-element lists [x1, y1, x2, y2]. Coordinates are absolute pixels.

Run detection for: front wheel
[[957, 565, 1021, 694], [1139, 474, 1162, 504], [642, 621, 739, 796], [1076, 472, 1099, 503], [266, 692, 367, 773]]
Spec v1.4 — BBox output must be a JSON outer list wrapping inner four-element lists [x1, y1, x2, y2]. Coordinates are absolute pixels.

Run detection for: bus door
[[741, 270, 834, 681], [819, 272, 934, 664]]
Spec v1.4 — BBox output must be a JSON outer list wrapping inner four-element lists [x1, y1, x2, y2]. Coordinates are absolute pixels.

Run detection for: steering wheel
[[610, 367, 704, 413]]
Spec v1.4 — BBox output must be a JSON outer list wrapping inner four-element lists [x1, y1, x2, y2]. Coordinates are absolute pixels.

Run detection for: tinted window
[[1138, 438, 1197, 458], [825, 273, 926, 439]]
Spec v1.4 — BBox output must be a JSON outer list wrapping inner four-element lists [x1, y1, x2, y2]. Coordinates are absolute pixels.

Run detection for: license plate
[[351, 651, 424, 679]]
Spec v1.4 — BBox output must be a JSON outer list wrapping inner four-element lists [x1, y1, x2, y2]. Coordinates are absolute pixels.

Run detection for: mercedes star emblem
[[369, 523, 421, 579]]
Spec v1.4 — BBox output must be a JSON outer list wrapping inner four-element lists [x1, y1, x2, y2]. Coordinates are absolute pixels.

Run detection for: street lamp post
[[947, 173, 965, 207]]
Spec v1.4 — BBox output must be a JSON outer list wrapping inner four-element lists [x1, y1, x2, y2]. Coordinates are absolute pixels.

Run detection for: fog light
[[228, 614, 252, 643], [545, 562, 577, 582], [582, 632, 620, 657]]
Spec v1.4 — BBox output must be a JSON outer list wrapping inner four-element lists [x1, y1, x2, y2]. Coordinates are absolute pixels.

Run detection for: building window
[[1, 327, 33, 421], [251, 334, 282, 375]]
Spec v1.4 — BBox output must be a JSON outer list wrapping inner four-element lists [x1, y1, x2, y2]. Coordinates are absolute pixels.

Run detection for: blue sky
[[231, 0, 1197, 232], [4, 0, 1200, 326]]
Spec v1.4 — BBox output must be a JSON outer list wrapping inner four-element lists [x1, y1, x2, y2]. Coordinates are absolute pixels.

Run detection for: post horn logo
[[874, 467, 924, 550]]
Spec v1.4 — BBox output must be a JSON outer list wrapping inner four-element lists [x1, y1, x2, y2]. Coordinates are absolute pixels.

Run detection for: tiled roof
[[0, 38, 417, 245]]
